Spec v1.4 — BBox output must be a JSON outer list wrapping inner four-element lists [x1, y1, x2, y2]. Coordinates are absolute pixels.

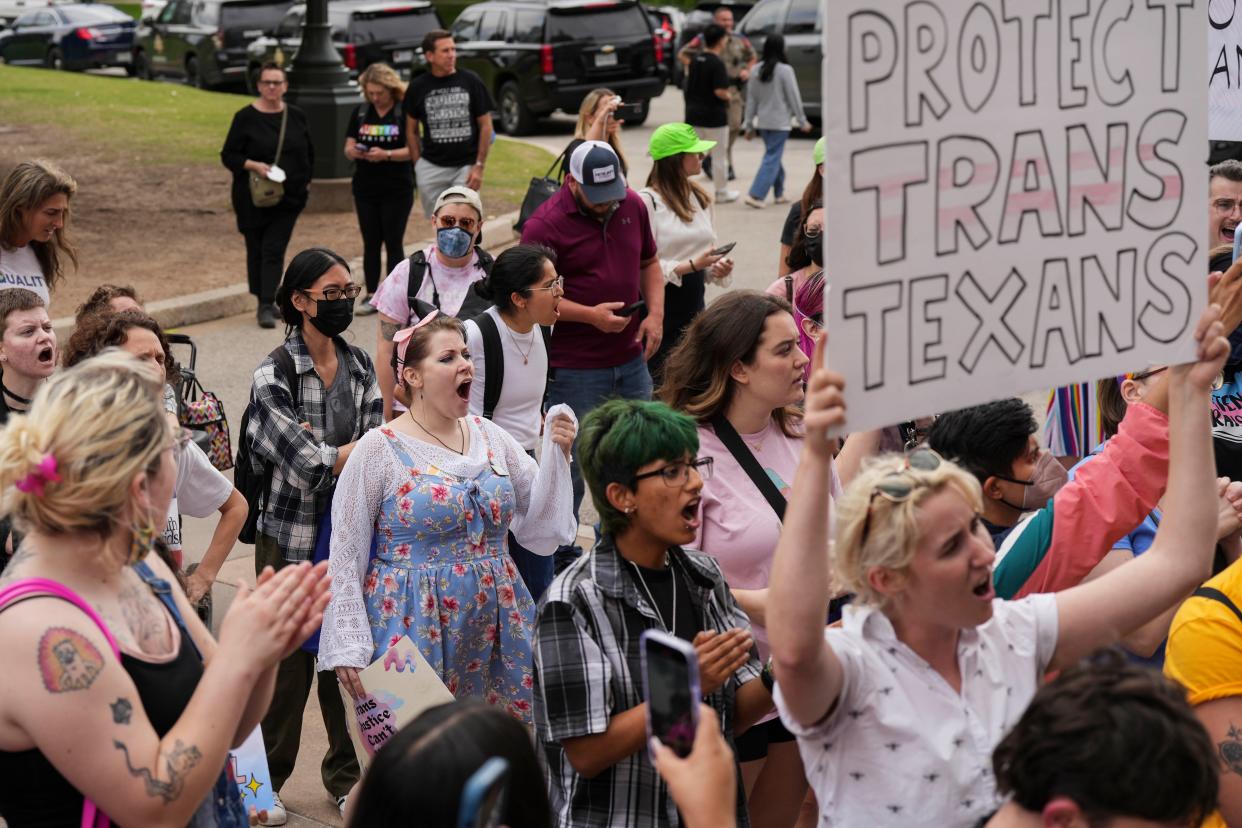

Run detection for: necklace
[[504, 321, 536, 365], [2, 383, 31, 406], [629, 555, 675, 636], [408, 410, 466, 454]]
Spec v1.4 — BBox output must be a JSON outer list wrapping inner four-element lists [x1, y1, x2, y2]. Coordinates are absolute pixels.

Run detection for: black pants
[[255, 534, 359, 798], [242, 208, 301, 304], [648, 272, 706, 383], [354, 190, 414, 294]]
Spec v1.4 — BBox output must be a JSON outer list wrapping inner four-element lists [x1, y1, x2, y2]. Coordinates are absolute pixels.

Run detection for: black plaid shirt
[[533, 536, 761, 828], [245, 332, 383, 561]]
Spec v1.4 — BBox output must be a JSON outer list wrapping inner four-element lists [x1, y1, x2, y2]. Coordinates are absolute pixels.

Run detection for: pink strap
[[0, 577, 118, 828]]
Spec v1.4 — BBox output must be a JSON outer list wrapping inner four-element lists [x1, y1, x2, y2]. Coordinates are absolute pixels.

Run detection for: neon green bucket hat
[[649, 123, 717, 161], [813, 137, 825, 166]]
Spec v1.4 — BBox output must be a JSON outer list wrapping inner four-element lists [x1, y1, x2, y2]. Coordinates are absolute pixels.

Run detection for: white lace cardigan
[[317, 406, 578, 669]]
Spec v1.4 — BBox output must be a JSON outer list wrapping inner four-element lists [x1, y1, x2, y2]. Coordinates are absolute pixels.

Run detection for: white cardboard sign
[[824, 0, 1207, 433], [1211, 0, 1242, 140]]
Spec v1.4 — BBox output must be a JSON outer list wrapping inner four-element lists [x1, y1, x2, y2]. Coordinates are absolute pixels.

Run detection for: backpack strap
[[132, 561, 202, 660], [709, 414, 786, 521], [406, 250, 433, 319], [476, 312, 504, 420], [1192, 586, 1242, 625]]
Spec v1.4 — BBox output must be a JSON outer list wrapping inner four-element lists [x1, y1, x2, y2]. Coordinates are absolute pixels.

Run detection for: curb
[[51, 208, 523, 338]]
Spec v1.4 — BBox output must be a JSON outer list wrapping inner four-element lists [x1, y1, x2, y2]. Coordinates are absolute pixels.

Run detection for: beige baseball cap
[[433, 185, 484, 217]]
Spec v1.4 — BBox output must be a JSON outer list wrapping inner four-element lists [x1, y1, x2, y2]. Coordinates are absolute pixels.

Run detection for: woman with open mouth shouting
[[767, 304, 1232, 827], [321, 309, 578, 724]]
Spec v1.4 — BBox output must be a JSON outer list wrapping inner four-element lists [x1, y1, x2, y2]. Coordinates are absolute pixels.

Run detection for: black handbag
[[514, 148, 567, 232]]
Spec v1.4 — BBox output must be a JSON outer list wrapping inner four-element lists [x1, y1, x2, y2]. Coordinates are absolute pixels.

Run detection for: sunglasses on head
[[859, 448, 943, 547]]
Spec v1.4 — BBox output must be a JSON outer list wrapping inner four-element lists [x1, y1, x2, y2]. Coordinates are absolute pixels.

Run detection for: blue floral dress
[[319, 412, 579, 725], [365, 427, 535, 719]]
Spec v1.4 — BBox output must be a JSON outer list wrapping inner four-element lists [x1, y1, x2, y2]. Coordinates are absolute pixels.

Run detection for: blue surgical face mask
[[437, 226, 474, 258]]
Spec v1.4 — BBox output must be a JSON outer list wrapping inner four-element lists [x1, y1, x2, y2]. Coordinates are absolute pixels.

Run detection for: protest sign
[[1211, 0, 1242, 140], [227, 727, 275, 814], [340, 635, 455, 770], [824, 0, 1207, 433]]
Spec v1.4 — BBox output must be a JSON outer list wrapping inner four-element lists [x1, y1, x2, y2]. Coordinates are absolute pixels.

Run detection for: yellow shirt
[[1165, 562, 1242, 828]]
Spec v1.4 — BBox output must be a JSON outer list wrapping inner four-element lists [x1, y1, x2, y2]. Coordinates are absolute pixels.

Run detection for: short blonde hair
[[832, 453, 983, 606], [0, 350, 168, 537], [358, 62, 406, 102], [0, 160, 78, 290]]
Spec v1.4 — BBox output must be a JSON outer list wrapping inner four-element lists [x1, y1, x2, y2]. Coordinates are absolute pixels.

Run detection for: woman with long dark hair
[[777, 139, 823, 277], [221, 62, 315, 330], [742, 35, 811, 210], [640, 123, 735, 378], [0, 160, 77, 306]]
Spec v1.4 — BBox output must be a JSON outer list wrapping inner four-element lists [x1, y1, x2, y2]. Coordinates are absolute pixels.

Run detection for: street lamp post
[[285, 0, 358, 180]]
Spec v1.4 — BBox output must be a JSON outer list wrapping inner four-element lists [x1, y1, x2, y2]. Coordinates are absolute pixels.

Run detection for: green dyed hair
[[578, 399, 700, 536]]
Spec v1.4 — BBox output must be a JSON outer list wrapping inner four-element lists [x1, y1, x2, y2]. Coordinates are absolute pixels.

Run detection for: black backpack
[[472, 312, 553, 419], [235, 344, 300, 545], [405, 247, 495, 323]]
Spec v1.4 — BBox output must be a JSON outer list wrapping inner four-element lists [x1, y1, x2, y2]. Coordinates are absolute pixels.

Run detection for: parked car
[[433, 0, 665, 136], [132, 0, 292, 88], [245, 0, 441, 89], [643, 4, 680, 88], [0, 3, 135, 71], [0, 0, 73, 28], [735, 0, 819, 117]]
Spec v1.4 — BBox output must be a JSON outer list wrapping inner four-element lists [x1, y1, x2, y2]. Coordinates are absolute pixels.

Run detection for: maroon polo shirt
[[520, 183, 658, 370]]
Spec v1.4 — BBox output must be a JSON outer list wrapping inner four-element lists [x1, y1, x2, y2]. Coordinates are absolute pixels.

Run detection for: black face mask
[[308, 297, 354, 338], [805, 233, 823, 266]]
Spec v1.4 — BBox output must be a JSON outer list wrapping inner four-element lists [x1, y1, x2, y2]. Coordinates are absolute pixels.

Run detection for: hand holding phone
[[615, 101, 645, 122], [641, 629, 701, 760], [710, 241, 737, 257], [617, 299, 647, 317]]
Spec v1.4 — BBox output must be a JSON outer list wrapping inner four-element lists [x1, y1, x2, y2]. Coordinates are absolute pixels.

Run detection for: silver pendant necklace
[[630, 555, 675, 636]]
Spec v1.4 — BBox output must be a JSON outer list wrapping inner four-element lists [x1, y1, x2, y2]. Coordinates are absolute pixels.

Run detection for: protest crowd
[[5, 14, 1242, 828]]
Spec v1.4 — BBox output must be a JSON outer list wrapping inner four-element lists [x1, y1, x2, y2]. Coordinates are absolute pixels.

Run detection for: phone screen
[[616, 102, 644, 121], [644, 634, 699, 758]]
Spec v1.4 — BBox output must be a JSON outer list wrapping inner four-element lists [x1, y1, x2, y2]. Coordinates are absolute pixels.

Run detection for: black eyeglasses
[[859, 448, 943, 547], [301, 284, 363, 302], [633, 457, 714, 487]]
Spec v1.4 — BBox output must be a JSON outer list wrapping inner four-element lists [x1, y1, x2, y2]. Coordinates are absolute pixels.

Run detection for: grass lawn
[[0, 64, 550, 208]]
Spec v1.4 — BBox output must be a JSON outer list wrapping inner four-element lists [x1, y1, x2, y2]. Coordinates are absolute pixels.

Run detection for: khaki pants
[[255, 535, 360, 798]]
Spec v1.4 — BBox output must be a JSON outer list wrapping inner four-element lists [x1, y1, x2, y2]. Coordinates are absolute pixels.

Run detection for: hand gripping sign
[[823, 0, 1206, 433]]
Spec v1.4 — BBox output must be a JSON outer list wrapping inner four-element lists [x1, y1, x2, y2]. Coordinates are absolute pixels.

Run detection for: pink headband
[[16, 453, 60, 498], [392, 309, 440, 366]]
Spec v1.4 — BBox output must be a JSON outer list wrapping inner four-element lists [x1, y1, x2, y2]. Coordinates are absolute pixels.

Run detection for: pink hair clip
[[16, 453, 61, 498], [392, 309, 441, 366]]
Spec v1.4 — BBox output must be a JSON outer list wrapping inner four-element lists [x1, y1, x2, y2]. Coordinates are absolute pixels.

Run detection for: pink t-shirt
[[693, 418, 842, 665], [370, 244, 488, 322]]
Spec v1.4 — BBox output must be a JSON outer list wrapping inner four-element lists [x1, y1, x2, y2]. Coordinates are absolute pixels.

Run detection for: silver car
[[736, 0, 820, 119]]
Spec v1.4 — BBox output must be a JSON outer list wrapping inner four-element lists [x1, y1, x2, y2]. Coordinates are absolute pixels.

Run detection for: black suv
[[133, 0, 292, 88], [441, 0, 665, 136], [245, 0, 442, 89]]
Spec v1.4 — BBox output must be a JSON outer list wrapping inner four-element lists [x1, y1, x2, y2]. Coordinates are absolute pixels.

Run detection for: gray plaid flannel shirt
[[533, 536, 761, 828], [245, 332, 383, 561]]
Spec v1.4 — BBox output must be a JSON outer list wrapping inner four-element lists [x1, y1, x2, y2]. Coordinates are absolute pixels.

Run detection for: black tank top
[[0, 592, 204, 827]]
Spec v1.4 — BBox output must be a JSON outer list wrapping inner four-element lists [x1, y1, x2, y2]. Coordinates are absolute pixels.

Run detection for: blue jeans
[[749, 129, 790, 200], [546, 354, 653, 568]]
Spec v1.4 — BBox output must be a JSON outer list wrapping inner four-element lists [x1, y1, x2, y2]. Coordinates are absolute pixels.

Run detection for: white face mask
[[996, 450, 1069, 512]]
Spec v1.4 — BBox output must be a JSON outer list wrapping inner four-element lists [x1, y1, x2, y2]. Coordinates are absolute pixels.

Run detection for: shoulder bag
[[514, 148, 567, 232], [709, 414, 785, 520], [248, 107, 288, 209]]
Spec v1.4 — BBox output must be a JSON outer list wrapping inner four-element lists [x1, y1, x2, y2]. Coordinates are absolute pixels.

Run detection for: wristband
[[474, 160, 485, 167]]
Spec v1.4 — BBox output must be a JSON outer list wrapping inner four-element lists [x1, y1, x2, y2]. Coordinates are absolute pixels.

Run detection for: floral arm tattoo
[[380, 320, 399, 341], [1220, 724, 1242, 776], [113, 738, 203, 803]]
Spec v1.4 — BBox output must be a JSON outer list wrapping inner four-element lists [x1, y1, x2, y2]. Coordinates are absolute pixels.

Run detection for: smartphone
[[615, 101, 645, 121], [617, 299, 646, 317], [1234, 223, 1242, 263], [457, 757, 509, 828], [640, 629, 701, 760], [711, 241, 737, 257], [355, 143, 369, 153]]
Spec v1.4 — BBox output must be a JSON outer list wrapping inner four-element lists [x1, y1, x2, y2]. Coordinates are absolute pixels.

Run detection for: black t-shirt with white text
[[684, 52, 729, 129], [345, 102, 415, 197], [403, 70, 494, 168]]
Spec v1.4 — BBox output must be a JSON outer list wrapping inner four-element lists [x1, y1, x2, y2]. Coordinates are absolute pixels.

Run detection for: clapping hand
[[693, 627, 753, 695]]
